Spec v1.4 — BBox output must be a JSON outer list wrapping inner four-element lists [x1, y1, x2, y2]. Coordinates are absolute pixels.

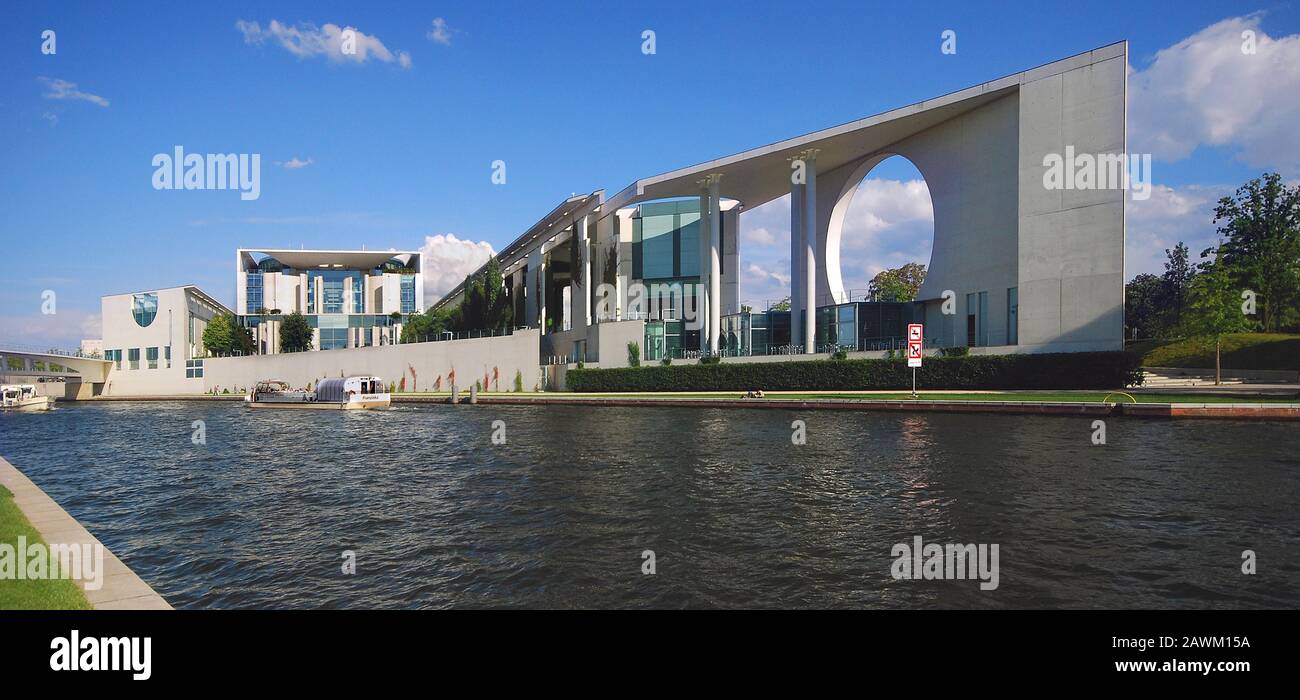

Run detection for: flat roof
[[238, 248, 421, 271], [431, 41, 1126, 311]]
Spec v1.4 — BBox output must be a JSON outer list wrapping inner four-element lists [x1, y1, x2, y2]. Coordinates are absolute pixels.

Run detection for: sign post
[[907, 323, 923, 399]]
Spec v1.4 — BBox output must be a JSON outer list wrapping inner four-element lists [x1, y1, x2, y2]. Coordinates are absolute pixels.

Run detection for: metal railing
[[0, 342, 100, 358], [398, 326, 521, 345]]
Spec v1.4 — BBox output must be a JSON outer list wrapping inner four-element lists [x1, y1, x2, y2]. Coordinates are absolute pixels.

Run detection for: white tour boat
[[244, 376, 390, 410], [1, 384, 53, 412]]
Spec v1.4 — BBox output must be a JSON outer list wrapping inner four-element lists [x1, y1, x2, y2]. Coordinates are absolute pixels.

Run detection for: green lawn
[[1129, 333, 1300, 371], [0, 484, 92, 610]]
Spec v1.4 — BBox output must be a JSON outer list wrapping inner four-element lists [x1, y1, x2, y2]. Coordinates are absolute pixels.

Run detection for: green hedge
[[567, 352, 1143, 392]]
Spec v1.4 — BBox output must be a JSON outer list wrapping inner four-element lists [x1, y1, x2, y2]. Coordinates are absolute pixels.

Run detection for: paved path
[[0, 456, 171, 610]]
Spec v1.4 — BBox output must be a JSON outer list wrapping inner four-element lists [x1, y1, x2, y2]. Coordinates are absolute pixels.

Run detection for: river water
[[1, 401, 1296, 609]]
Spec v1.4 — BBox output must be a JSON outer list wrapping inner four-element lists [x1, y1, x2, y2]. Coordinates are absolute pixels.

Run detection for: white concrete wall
[[202, 329, 542, 395], [101, 287, 214, 396], [1017, 44, 1126, 352], [594, 320, 645, 369]]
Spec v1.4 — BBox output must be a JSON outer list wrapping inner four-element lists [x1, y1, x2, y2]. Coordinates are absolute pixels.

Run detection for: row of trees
[[202, 311, 315, 356], [1125, 173, 1300, 380], [1127, 172, 1300, 339], [401, 256, 514, 342]]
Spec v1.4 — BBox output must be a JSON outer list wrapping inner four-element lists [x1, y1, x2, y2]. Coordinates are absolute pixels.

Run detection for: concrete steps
[[1142, 367, 1297, 387]]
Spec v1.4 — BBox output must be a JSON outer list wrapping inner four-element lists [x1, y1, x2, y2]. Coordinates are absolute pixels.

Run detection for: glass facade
[[306, 270, 363, 314], [632, 200, 713, 282], [400, 274, 416, 314], [246, 272, 263, 313], [132, 293, 158, 327]]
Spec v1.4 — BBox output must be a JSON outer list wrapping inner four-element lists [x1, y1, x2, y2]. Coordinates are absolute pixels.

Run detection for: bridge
[[0, 344, 112, 399]]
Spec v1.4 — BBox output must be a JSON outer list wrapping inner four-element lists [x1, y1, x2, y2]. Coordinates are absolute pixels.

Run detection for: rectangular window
[[400, 274, 416, 314], [978, 291, 989, 347], [678, 212, 700, 278], [1007, 287, 1018, 345], [165, 345, 172, 368], [246, 272, 263, 313], [105, 349, 121, 370], [128, 348, 140, 370], [185, 359, 204, 378], [146, 347, 158, 370], [639, 213, 677, 279], [320, 328, 347, 350]]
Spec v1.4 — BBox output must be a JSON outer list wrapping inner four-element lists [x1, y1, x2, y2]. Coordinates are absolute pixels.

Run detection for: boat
[[1, 384, 53, 412], [244, 376, 390, 410]]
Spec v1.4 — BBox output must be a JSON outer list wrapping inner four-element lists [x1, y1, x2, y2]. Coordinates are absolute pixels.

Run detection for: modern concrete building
[[235, 248, 424, 353], [439, 42, 1128, 359], [99, 285, 230, 395], [81, 43, 1128, 397]]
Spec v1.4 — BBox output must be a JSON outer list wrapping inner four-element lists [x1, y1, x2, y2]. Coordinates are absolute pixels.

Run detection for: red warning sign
[[907, 324, 923, 368]]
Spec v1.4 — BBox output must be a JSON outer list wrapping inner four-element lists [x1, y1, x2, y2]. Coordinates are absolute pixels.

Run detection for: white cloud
[[742, 262, 792, 308], [236, 19, 412, 68], [0, 308, 103, 351], [278, 157, 314, 169], [743, 227, 777, 247], [419, 233, 496, 305], [38, 77, 109, 107], [1130, 15, 1300, 173], [427, 18, 453, 46], [1125, 182, 1229, 278]]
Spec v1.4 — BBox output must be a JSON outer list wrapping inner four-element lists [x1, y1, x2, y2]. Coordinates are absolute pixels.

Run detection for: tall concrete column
[[698, 186, 711, 352], [577, 215, 591, 328], [708, 175, 722, 354], [789, 163, 804, 351], [801, 149, 819, 353]]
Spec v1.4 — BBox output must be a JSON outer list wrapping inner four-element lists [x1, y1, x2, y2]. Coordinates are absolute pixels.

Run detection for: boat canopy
[[315, 378, 349, 403]]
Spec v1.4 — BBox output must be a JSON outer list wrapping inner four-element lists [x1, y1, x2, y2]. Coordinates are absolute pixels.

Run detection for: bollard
[[469, 384, 478, 404], [450, 381, 459, 405]]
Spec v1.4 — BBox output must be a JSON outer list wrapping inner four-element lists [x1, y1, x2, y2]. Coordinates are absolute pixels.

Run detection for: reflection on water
[[0, 402, 1296, 609]]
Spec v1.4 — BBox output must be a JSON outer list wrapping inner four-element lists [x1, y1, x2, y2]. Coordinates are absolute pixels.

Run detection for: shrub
[[939, 346, 970, 357], [700, 356, 721, 365], [627, 341, 641, 367], [661, 358, 672, 366], [566, 351, 1143, 392], [830, 350, 849, 361], [514, 370, 524, 392]]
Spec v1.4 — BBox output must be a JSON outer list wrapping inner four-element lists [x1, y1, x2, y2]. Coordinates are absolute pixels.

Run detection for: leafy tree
[[1161, 242, 1195, 328], [1209, 173, 1300, 331], [445, 255, 514, 334], [401, 305, 457, 343], [201, 313, 233, 357], [202, 313, 254, 357], [1182, 255, 1256, 384], [1124, 273, 1167, 340], [769, 297, 791, 312], [279, 311, 313, 353], [869, 262, 927, 302]]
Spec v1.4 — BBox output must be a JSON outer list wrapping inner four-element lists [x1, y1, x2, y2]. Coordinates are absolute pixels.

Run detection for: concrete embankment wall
[[0, 456, 171, 609], [202, 329, 542, 394]]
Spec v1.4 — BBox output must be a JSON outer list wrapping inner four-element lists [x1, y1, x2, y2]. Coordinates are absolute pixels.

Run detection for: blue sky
[[3, 1, 1298, 347]]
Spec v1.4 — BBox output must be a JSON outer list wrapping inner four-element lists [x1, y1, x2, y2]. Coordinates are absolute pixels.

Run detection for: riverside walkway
[[0, 456, 171, 610]]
